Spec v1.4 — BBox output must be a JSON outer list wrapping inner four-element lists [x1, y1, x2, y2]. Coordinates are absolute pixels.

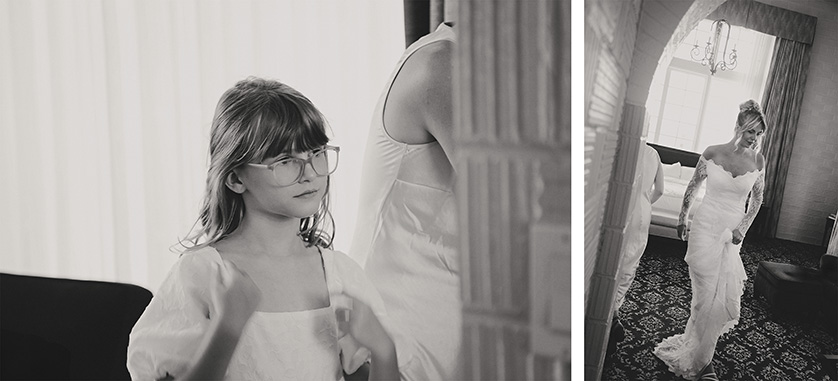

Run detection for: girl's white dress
[[654, 156, 764, 379], [127, 247, 388, 381]]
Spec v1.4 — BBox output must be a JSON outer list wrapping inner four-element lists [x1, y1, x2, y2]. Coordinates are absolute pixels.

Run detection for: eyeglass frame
[[245, 145, 340, 187]]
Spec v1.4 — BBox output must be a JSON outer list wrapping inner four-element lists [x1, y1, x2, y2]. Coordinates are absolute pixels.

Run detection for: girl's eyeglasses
[[246, 146, 340, 187]]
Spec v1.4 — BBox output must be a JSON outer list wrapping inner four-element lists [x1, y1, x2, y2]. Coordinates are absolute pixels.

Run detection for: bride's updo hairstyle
[[735, 99, 767, 150], [735, 99, 767, 134]]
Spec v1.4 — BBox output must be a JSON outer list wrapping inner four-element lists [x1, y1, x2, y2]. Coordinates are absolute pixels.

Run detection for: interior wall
[[585, 0, 836, 378], [582, 0, 640, 308], [582, 1, 643, 379]]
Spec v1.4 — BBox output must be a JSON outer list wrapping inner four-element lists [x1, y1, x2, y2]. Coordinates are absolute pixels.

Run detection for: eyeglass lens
[[273, 148, 338, 185]]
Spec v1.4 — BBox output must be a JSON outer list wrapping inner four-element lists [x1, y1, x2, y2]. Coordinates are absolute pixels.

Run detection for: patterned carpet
[[602, 235, 838, 380]]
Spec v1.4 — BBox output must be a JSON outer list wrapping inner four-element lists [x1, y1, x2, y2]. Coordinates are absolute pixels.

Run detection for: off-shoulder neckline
[[702, 157, 762, 179]]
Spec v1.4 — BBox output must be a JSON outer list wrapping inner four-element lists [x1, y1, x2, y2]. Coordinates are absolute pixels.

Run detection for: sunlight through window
[[647, 21, 775, 152]]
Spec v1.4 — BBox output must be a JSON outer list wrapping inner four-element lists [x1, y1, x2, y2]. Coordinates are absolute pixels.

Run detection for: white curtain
[[0, 0, 404, 292]]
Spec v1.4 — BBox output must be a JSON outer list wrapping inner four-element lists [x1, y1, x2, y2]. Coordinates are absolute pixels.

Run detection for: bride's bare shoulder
[[702, 145, 723, 160], [755, 152, 765, 170]]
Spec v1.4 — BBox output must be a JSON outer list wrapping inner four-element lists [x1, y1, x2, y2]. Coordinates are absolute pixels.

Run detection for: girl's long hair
[[177, 77, 334, 252]]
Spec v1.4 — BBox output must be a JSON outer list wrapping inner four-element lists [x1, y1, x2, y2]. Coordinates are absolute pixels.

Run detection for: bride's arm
[[733, 153, 766, 244], [735, 171, 765, 238], [677, 157, 708, 239]]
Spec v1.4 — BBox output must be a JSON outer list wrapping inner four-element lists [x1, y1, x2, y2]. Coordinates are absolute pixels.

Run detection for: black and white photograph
[[2, 0, 836, 380], [584, 0, 838, 380], [0, 1, 570, 380]]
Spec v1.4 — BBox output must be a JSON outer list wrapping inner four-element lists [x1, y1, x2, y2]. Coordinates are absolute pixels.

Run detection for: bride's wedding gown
[[654, 156, 764, 379]]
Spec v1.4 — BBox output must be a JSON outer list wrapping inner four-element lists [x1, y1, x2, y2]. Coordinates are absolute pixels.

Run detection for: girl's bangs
[[256, 99, 330, 161]]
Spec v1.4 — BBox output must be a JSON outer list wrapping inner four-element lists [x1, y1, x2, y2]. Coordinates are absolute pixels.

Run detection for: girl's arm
[[342, 300, 399, 381], [677, 157, 708, 240], [176, 260, 261, 381], [368, 343, 399, 381]]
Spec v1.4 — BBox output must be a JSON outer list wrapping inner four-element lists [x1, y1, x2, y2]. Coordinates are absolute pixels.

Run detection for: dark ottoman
[[754, 261, 826, 315]]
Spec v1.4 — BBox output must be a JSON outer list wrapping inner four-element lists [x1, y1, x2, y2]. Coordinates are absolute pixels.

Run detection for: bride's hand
[[676, 224, 688, 241], [732, 229, 744, 245]]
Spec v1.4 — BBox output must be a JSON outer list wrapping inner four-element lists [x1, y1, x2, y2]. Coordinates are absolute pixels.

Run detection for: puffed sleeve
[[127, 249, 218, 380]]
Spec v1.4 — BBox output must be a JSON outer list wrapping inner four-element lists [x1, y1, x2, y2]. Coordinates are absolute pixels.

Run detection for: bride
[[654, 100, 767, 380]]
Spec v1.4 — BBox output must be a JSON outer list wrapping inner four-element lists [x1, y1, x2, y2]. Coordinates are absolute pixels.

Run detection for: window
[[646, 20, 775, 152]]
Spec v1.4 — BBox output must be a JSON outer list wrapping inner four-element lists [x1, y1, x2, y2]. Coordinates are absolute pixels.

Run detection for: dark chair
[[1, 273, 152, 380], [754, 254, 838, 337]]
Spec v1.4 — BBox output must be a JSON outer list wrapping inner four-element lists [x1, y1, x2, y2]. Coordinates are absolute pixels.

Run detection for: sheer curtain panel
[[0, 0, 404, 291]]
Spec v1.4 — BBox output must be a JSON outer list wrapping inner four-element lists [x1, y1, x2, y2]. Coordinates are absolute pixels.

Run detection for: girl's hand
[[732, 229, 744, 245], [676, 224, 688, 241], [210, 260, 262, 331], [336, 299, 395, 361], [336, 299, 398, 381], [175, 260, 261, 381]]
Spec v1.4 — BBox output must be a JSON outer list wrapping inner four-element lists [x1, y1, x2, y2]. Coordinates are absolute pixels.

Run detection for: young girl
[[127, 77, 398, 380]]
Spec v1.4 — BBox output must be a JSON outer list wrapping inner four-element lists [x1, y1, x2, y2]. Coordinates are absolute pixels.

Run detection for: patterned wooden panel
[[463, 316, 568, 381], [587, 0, 619, 45], [587, 103, 648, 381], [532, 352, 567, 380], [584, 2, 648, 379], [458, 154, 564, 314], [457, 0, 570, 379], [584, 126, 619, 299], [613, 0, 643, 75], [589, 50, 627, 131], [464, 317, 564, 380], [539, 149, 571, 224], [456, 0, 565, 147], [554, 0, 571, 145], [496, 0, 521, 144], [585, 22, 601, 116]]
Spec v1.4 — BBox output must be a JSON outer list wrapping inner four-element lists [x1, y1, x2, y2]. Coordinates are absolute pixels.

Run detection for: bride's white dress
[[654, 156, 764, 380]]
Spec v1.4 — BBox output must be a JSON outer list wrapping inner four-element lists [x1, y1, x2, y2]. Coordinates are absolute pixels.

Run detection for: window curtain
[[708, 0, 817, 45], [404, 0, 430, 47], [403, 0, 450, 47], [0, 0, 404, 292], [707, 0, 818, 239], [827, 209, 838, 257], [758, 38, 813, 238]]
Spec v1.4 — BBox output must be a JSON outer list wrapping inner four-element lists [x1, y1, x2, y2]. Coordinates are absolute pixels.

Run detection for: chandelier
[[690, 19, 738, 75]]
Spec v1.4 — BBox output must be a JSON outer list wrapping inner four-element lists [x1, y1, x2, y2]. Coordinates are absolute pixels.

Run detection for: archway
[[584, 0, 728, 379]]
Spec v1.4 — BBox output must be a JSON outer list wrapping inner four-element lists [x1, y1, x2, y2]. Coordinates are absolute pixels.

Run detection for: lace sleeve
[[679, 157, 708, 226], [736, 171, 765, 235]]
